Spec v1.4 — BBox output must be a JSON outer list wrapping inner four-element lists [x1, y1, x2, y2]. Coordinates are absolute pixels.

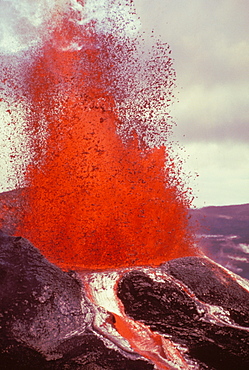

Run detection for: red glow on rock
[[113, 313, 188, 369], [14, 14, 195, 270]]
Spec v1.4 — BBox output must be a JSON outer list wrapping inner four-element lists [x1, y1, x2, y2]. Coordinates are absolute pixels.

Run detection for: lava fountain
[[0, 2, 204, 369], [4, 0, 195, 270]]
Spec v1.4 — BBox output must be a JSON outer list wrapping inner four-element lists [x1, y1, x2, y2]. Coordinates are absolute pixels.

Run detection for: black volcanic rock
[[0, 231, 154, 370], [163, 256, 249, 327], [117, 257, 249, 370], [2, 228, 249, 369], [0, 230, 89, 356], [0, 334, 154, 370], [44, 333, 154, 370], [117, 270, 200, 333]]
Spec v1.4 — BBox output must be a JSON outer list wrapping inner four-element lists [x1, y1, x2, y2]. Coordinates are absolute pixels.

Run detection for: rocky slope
[[1, 231, 249, 369], [190, 204, 249, 279], [0, 231, 153, 370]]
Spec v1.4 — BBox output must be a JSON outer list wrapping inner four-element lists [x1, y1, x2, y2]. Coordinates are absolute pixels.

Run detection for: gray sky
[[134, 0, 249, 207], [0, 0, 248, 208]]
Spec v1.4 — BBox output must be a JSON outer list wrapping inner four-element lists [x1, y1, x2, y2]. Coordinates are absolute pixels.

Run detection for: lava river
[[80, 259, 249, 370], [81, 269, 189, 370]]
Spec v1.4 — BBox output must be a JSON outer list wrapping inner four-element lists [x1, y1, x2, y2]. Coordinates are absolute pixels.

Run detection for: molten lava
[[11, 3, 195, 270]]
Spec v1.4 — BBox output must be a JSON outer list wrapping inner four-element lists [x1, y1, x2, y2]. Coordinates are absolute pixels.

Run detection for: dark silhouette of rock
[[117, 257, 249, 370], [0, 231, 154, 369]]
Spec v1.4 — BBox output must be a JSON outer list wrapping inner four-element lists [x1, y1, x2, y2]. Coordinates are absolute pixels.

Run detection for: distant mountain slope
[[190, 204, 249, 279]]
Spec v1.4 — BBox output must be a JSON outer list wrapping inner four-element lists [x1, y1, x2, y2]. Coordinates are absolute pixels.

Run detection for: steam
[[0, 0, 140, 54], [0, 0, 55, 53], [0, 0, 142, 191]]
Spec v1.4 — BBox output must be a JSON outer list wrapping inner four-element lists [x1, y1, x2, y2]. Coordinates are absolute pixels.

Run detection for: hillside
[[190, 204, 249, 279]]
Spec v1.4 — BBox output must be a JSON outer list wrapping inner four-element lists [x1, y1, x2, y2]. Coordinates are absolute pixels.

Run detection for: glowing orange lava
[[15, 10, 194, 270]]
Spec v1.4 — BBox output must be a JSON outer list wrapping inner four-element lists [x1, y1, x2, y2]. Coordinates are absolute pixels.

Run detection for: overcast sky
[[0, 0, 248, 208], [134, 0, 249, 208]]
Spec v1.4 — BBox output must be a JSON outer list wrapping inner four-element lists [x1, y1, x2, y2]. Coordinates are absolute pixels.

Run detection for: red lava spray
[[10, 1, 195, 270]]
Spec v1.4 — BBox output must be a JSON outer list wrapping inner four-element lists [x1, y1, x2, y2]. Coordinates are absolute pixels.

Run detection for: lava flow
[[11, 0, 195, 270], [82, 269, 189, 370]]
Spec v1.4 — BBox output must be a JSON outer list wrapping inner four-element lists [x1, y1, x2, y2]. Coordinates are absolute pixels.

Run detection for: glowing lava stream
[[80, 262, 249, 370], [81, 270, 190, 370]]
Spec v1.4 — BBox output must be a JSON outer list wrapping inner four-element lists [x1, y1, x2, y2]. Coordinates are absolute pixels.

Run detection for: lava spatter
[[6, 0, 195, 269]]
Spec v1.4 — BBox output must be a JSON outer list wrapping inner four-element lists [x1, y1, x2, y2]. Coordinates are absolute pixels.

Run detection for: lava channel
[[80, 269, 191, 370]]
